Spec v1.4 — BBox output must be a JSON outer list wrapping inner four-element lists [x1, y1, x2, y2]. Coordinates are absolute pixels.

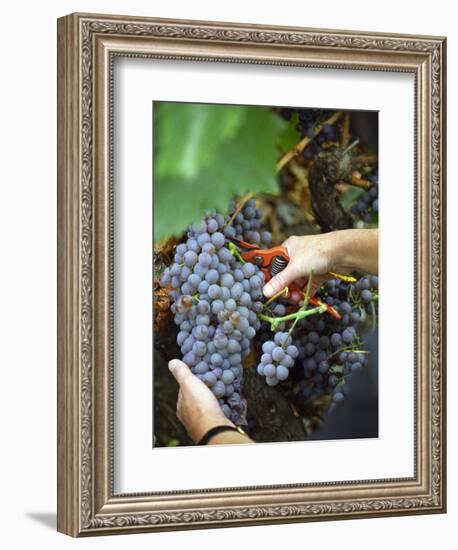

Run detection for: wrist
[[206, 429, 253, 445], [189, 414, 234, 443], [331, 228, 378, 275], [329, 229, 351, 271], [328, 229, 355, 272], [198, 424, 249, 445], [316, 230, 346, 273]]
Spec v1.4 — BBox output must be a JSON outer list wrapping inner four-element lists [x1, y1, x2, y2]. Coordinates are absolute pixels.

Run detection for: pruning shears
[[228, 237, 355, 320]]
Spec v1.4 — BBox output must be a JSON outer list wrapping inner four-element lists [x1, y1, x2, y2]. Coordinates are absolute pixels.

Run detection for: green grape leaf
[[277, 112, 301, 152], [154, 102, 247, 181], [154, 106, 287, 241]]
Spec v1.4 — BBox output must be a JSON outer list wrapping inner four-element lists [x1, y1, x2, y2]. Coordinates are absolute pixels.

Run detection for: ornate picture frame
[[57, 12, 446, 536]]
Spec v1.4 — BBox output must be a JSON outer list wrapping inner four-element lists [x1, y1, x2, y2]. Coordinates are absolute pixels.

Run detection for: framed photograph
[[57, 13, 446, 536]]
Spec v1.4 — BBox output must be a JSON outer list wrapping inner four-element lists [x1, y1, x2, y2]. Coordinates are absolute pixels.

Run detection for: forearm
[[332, 228, 378, 275]]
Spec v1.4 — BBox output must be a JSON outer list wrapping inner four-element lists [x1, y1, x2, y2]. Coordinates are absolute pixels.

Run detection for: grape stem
[[286, 267, 315, 341], [370, 300, 377, 331], [263, 286, 289, 308], [328, 345, 369, 360], [259, 305, 326, 332], [228, 241, 246, 263], [224, 192, 254, 227]]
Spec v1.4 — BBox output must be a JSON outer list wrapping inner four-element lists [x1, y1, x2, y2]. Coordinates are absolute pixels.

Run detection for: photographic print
[[153, 101, 379, 447], [58, 13, 445, 535]]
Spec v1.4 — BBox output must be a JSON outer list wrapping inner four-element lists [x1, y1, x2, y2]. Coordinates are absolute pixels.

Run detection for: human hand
[[262, 229, 378, 299], [168, 359, 234, 443], [262, 233, 337, 299]]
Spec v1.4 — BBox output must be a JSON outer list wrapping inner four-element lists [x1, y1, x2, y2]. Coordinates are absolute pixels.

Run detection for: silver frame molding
[[57, 12, 446, 537]]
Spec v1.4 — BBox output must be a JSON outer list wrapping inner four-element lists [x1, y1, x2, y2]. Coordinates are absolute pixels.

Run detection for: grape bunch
[[351, 173, 379, 223], [295, 275, 378, 409], [160, 201, 272, 425], [254, 274, 378, 413], [279, 107, 339, 160], [222, 198, 272, 247], [256, 332, 299, 386]]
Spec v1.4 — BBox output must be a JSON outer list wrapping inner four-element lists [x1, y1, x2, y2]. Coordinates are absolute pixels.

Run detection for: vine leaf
[[154, 102, 247, 181], [154, 105, 288, 241]]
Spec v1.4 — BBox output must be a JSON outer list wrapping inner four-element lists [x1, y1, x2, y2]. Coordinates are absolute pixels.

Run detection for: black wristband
[[197, 425, 247, 445]]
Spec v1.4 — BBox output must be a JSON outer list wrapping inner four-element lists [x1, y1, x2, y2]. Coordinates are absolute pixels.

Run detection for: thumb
[[168, 359, 194, 387], [263, 264, 300, 298]]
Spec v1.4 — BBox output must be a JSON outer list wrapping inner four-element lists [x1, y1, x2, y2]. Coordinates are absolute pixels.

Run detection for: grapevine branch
[[341, 112, 351, 147], [348, 173, 372, 190], [276, 111, 343, 173], [355, 154, 378, 165]]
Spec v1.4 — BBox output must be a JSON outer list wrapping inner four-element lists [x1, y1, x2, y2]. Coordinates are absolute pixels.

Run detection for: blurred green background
[[153, 102, 296, 241]]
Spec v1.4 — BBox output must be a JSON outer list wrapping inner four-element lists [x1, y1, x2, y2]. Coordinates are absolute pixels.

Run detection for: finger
[[168, 359, 195, 387], [263, 264, 300, 298], [176, 390, 183, 422]]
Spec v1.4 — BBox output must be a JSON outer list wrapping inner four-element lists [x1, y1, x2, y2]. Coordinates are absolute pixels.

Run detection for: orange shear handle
[[238, 240, 341, 320], [240, 245, 289, 268]]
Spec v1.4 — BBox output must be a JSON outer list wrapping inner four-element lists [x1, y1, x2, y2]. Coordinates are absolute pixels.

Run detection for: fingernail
[[263, 283, 272, 297], [168, 359, 179, 372]]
